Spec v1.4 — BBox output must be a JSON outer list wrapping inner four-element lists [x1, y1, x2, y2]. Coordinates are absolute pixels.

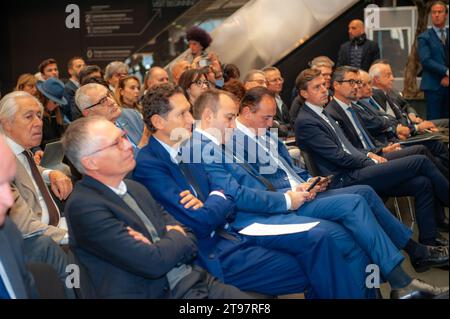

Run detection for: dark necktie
[[222, 144, 276, 192], [178, 160, 206, 202], [0, 274, 11, 299], [348, 106, 375, 149], [368, 97, 383, 111], [22, 150, 59, 226]]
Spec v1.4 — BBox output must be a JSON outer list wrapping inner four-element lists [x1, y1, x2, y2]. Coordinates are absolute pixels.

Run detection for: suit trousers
[[23, 235, 75, 299], [332, 154, 449, 243], [239, 216, 374, 298]]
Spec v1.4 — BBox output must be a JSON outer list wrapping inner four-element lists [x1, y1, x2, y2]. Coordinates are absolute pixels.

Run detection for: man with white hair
[[0, 91, 72, 243], [104, 61, 129, 91]]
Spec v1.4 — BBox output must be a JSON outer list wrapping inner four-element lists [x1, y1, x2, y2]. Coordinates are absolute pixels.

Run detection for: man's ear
[[0, 119, 13, 135], [300, 89, 308, 100]]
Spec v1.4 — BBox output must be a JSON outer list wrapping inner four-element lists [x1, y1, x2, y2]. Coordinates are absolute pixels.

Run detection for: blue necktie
[[348, 106, 375, 150], [0, 275, 11, 299]]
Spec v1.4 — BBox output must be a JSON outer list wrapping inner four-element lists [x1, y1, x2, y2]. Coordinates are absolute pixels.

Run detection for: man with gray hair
[[62, 115, 250, 299], [104, 61, 129, 91], [0, 91, 72, 244]]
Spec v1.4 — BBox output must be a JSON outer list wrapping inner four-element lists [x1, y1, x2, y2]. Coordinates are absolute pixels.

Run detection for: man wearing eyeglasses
[[295, 68, 449, 248], [263, 67, 292, 138], [62, 116, 250, 299], [243, 70, 267, 91]]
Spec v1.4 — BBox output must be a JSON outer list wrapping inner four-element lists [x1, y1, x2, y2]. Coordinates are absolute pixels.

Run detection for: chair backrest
[[299, 148, 320, 177]]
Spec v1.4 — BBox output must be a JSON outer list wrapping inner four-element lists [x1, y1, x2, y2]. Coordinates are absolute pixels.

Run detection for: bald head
[[0, 135, 16, 226], [348, 19, 365, 40]]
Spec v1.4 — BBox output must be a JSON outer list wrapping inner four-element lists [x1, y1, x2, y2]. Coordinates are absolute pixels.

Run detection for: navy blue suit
[[133, 136, 362, 298], [65, 176, 246, 299], [295, 104, 449, 244], [186, 130, 377, 298], [418, 27, 449, 119], [326, 99, 448, 177]]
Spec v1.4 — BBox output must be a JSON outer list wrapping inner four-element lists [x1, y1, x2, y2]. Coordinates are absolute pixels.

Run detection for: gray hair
[[75, 83, 107, 111], [62, 116, 109, 174], [104, 61, 129, 80], [368, 63, 385, 81], [0, 91, 43, 133], [243, 70, 265, 84]]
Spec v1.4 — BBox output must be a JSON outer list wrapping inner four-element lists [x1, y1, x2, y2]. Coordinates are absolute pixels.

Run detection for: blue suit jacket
[[232, 127, 311, 191], [133, 136, 239, 280], [418, 27, 449, 91], [0, 218, 38, 299], [294, 104, 374, 184], [65, 175, 198, 298], [187, 131, 290, 229]]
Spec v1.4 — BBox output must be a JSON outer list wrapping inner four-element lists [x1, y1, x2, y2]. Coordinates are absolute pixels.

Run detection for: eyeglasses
[[191, 80, 211, 87], [85, 93, 115, 110], [337, 79, 362, 86], [83, 130, 129, 157], [267, 77, 284, 84]]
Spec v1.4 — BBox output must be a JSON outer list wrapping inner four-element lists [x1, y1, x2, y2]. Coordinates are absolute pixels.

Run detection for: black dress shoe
[[390, 279, 449, 299], [412, 246, 449, 273]]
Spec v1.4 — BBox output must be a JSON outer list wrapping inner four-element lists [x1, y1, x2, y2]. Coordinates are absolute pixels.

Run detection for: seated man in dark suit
[[62, 116, 250, 299], [62, 57, 85, 122], [326, 66, 448, 178], [369, 61, 449, 169], [0, 135, 38, 299], [294, 68, 449, 248], [133, 84, 366, 299]]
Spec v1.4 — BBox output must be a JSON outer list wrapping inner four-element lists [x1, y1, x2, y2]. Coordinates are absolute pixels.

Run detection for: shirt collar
[[194, 127, 221, 146], [70, 78, 80, 88], [153, 136, 180, 162], [5, 136, 25, 156], [107, 180, 127, 196]]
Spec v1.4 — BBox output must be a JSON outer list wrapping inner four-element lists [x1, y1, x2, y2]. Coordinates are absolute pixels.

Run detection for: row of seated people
[[0, 72, 448, 298]]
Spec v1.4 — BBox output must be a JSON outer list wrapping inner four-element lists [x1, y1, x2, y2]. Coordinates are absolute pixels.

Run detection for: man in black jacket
[[337, 19, 380, 71]]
